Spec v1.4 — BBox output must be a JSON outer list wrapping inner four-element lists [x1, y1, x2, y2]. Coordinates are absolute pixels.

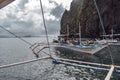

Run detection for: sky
[[0, 0, 72, 37]]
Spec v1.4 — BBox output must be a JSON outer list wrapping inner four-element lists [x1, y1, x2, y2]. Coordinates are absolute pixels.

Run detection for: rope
[[39, 0, 51, 55], [30, 44, 50, 58]]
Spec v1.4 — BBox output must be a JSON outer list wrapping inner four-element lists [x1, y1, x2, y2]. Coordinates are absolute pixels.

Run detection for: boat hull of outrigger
[[54, 44, 120, 65]]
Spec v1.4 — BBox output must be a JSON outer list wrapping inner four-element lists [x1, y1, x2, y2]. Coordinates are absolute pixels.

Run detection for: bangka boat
[[57, 21, 107, 54]]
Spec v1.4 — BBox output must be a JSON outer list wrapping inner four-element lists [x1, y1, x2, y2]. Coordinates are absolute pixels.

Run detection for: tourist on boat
[[84, 40, 91, 45]]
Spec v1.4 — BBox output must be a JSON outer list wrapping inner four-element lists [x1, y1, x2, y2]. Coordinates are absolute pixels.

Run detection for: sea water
[[0, 37, 119, 80]]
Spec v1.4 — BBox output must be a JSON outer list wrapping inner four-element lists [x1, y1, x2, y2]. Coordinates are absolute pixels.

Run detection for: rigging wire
[[93, 0, 114, 65], [93, 1, 115, 79], [0, 0, 52, 59], [0, 25, 50, 56], [0, 25, 32, 45], [93, 0, 106, 37], [39, 0, 51, 56]]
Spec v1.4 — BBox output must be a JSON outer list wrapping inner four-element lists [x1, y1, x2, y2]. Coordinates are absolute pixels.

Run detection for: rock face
[[60, 0, 120, 38]]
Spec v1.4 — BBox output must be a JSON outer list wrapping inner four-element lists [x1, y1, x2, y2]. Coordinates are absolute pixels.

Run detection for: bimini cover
[[0, 0, 14, 9]]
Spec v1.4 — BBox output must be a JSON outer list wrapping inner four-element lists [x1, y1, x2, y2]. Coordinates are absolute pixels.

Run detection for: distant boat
[[75, 22, 99, 50], [100, 28, 120, 45], [57, 22, 107, 54]]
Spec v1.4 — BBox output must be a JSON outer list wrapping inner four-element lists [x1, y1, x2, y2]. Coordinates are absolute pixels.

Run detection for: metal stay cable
[[39, 0, 51, 55], [93, 0, 114, 65], [93, 0, 106, 36], [0, 25, 50, 56]]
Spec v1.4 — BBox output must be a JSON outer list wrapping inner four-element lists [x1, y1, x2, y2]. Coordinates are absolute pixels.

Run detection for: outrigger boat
[[57, 22, 108, 54], [101, 34, 120, 46]]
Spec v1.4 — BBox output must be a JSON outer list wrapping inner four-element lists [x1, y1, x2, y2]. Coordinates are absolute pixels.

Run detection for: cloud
[[50, 5, 64, 18], [0, 0, 72, 37], [18, 0, 29, 9], [50, 0, 72, 10]]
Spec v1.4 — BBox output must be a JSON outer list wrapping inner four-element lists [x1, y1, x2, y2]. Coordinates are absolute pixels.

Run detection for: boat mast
[[67, 24, 69, 40], [111, 27, 114, 40], [79, 22, 82, 46]]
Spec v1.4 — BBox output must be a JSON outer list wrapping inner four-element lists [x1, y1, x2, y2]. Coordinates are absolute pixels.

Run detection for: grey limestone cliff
[[60, 0, 120, 38]]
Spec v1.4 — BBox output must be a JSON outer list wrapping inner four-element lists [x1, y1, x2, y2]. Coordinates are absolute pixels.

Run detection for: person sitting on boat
[[66, 39, 70, 43], [66, 39, 74, 46], [84, 40, 91, 45]]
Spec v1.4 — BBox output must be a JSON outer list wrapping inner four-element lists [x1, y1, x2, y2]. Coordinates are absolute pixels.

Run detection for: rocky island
[[54, 0, 120, 65], [60, 0, 120, 38]]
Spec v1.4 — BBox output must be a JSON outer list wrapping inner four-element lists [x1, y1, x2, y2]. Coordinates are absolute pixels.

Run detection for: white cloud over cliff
[[0, 0, 72, 36]]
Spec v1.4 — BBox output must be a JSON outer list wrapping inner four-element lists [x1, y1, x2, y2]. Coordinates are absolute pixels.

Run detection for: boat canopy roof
[[0, 0, 14, 9]]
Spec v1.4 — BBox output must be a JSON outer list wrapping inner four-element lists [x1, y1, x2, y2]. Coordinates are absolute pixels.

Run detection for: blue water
[[0, 38, 118, 80]]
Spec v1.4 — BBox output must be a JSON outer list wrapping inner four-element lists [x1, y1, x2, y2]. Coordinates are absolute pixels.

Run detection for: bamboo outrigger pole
[[56, 58, 120, 69], [0, 57, 50, 69], [105, 65, 115, 80]]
